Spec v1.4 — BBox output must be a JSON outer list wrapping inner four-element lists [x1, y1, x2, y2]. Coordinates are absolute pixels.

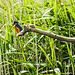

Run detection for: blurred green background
[[0, 0, 75, 75]]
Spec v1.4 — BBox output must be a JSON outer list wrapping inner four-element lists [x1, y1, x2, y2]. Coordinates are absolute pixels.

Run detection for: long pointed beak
[[12, 24, 14, 26], [12, 23, 15, 26], [12, 22, 16, 26], [12, 23, 16, 26]]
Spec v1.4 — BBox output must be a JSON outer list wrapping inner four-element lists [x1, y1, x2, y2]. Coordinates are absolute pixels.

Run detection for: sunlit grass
[[0, 0, 75, 75]]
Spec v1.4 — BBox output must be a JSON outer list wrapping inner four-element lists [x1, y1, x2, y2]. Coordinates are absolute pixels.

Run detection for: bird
[[13, 21, 35, 36], [13, 21, 23, 33]]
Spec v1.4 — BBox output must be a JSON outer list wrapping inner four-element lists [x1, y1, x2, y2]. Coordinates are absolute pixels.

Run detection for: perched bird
[[13, 21, 35, 36], [13, 21, 23, 33]]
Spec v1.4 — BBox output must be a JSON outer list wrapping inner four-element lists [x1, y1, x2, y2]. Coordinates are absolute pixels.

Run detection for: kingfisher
[[13, 21, 23, 33], [13, 21, 35, 36]]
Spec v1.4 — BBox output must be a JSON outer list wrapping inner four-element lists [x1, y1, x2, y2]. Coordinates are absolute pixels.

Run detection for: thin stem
[[34, 7, 38, 75]]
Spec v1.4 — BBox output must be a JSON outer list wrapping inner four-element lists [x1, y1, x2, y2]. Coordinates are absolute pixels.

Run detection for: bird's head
[[13, 21, 18, 26]]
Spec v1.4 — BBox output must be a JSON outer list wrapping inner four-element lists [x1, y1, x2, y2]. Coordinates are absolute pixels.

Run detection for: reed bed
[[0, 0, 75, 75]]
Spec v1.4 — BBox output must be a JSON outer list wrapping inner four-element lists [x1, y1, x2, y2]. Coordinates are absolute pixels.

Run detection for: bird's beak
[[12, 23, 15, 26], [13, 23, 17, 26], [13, 23, 16, 26]]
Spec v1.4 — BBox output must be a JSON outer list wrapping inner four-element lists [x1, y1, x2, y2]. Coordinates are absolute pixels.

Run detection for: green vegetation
[[0, 0, 75, 75]]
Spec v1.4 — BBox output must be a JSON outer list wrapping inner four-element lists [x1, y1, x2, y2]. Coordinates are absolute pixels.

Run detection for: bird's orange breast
[[14, 25, 20, 33]]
